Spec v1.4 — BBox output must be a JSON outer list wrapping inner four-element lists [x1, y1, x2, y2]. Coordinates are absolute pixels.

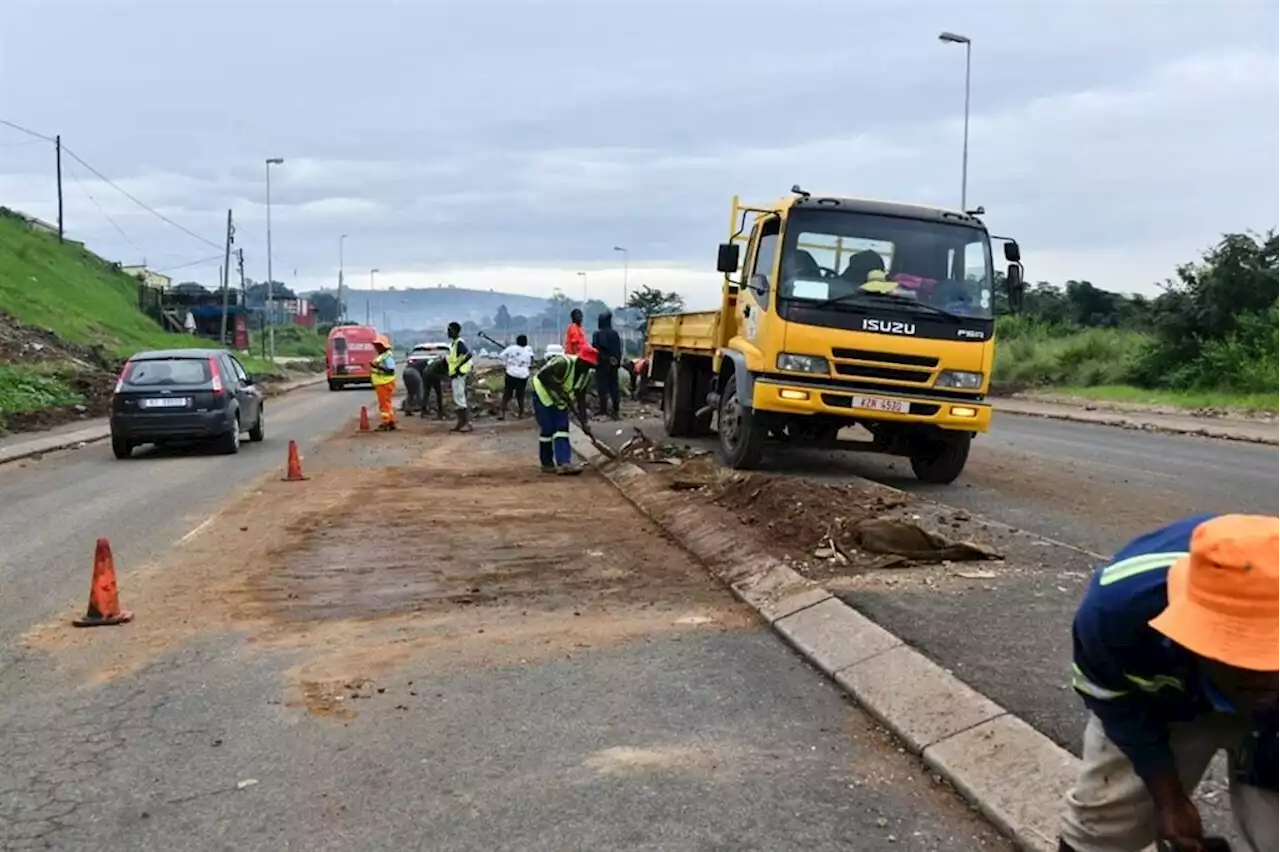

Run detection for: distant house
[[122, 265, 173, 291]]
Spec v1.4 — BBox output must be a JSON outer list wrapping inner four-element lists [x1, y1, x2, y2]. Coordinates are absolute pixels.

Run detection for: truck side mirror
[[1006, 263, 1025, 313], [1003, 240, 1021, 263], [716, 243, 740, 274]]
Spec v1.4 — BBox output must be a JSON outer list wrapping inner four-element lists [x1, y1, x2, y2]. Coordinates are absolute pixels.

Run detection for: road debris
[[615, 426, 710, 465]]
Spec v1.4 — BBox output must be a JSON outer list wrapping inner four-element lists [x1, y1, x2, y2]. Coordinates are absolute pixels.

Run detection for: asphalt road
[[0, 382, 365, 655], [598, 407, 1277, 839], [0, 422, 1007, 851]]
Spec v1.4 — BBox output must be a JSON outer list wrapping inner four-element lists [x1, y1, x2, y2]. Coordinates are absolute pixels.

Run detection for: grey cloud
[[1, 0, 1276, 292]]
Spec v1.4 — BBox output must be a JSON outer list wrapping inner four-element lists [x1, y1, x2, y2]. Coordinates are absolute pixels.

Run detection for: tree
[[245, 280, 296, 306], [493, 304, 512, 331], [310, 292, 342, 324], [626, 285, 685, 332]]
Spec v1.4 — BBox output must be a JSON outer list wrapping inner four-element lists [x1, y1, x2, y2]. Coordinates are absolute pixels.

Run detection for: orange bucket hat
[[1149, 514, 1279, 671]]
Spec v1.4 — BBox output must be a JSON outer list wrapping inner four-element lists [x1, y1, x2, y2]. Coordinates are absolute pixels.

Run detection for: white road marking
[[177, 512, 220, 545]]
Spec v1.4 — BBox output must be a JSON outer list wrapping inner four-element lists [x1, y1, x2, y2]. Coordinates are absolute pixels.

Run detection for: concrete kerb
[[994, 399, 1278, 446], [568, 423, 1080, 852], [0, 376, 328, 467]]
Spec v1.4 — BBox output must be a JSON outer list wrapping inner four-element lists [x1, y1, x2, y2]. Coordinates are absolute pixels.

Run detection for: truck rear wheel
[[692, 369, 714, 436], [909, 432, 972, 484], [717, 380, 764, 469], [663, 361, 695, 437]]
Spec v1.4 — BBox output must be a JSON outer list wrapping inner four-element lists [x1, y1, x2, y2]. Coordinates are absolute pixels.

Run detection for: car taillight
[[113, 363, 132, 394], [209, 357, 224, 396]]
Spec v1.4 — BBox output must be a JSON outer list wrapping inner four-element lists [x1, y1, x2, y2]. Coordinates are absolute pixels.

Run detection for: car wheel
[[328, 380, 340, 391], [216, 416, 241, 455], [248, 406, 266, 442], [111, 436, 133, 460]]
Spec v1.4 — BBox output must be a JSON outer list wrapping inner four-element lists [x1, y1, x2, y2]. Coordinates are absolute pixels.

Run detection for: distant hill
[[313, 286, 551, 328]]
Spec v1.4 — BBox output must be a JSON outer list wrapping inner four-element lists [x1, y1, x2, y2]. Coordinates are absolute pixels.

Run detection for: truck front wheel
[[909, 432, 972, 484], [717, 380, 764, 469]]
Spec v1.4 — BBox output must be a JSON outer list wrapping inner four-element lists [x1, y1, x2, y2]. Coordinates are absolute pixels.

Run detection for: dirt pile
[[0, 311, 120, 433]]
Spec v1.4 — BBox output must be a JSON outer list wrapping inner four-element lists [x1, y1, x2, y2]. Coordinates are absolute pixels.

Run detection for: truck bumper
[[751, 377, 991, 433]]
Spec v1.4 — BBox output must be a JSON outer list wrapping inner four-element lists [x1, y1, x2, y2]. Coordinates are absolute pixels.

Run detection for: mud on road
[[24, 420, 754, 716]]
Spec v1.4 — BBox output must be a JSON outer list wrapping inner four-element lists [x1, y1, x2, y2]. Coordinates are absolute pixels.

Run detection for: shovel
[[573, 410, 618, 461]]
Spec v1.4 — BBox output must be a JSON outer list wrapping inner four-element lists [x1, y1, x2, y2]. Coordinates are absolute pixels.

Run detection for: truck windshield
[[778, 209, 995, 320]]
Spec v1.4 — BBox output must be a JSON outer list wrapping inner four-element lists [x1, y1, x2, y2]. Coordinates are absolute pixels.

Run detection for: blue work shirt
[[1071, 514, 1277, 787]]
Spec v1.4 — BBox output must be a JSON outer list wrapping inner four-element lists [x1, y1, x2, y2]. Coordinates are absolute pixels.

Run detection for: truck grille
[[829, 347, 937, 384]]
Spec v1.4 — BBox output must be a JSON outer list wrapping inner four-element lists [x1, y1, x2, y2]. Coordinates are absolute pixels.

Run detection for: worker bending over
[[1060, 514, 1277, 852], [370, 335, 397, 431], [531, 344, 597, 474], [446, 322, 473, 433]]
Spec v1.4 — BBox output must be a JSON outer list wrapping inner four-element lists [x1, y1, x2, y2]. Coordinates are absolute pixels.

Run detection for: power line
[[154, 254, 224, 274], [64, 159, 145, 258], [59, 144, 222, 251], [0, 117, 56, 143]]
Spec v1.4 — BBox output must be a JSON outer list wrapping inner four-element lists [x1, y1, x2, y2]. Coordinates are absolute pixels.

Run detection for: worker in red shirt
[[563, 308, 588, 420], [564, 308, 586, 355]]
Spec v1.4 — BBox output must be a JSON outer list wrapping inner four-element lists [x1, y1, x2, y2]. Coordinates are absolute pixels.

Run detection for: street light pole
[[938, 32, 972, 211], [577, 271, 587, 304], [612, 246, 629, 305], [338, 233, 348, 321], [368, 268, 379, 327], [264, 157, 285, 360]]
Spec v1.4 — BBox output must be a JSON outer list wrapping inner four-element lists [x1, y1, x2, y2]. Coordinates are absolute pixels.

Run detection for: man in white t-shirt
[[498, 334, 535, 419]]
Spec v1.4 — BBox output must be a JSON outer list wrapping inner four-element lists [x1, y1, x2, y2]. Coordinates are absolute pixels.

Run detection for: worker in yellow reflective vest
[[370, 335, 397, 431], [531, 344, 598, 474], [446, 321, 474, 433]]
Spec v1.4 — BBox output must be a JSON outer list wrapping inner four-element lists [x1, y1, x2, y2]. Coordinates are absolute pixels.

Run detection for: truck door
[[738, 216, 779, 347]]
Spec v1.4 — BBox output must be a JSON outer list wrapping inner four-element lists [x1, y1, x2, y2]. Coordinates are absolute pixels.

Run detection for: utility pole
[[219, 209, 234, 346], [264, 157, 284, 360], [236, 248, 247, 349], [338, 234, 348, 321], [55, 135, 64, 242]]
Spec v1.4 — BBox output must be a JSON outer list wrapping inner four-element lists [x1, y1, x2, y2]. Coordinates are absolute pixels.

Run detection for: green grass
[[0, 363, 82, 415], [994, 321, 1149, 389], [269, 324, 327, 358], [1042, 385, 1278, 414], [0, 209, 202, 357]]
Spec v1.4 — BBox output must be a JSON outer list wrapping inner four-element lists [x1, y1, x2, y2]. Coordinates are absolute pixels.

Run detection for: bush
[[994, 319, 1148, 391]]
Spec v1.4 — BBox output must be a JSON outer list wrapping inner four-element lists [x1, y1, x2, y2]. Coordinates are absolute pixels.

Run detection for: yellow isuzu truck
[[645, 187, 1024, 484]]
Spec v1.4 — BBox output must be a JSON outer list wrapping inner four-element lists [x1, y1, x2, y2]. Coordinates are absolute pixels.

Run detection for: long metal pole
[[219, 209, 233, 345], [338, 234, 347, 321], [961, 42, 971, 211], [265, 162, 276, 360]]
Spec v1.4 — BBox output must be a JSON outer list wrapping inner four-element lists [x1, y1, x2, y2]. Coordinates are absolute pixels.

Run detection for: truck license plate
[[142, 397, 189, 409], [848, 395, 909, 415]]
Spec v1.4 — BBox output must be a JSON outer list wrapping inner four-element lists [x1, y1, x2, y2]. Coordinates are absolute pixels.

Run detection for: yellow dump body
[[645, 311, 719, 358]]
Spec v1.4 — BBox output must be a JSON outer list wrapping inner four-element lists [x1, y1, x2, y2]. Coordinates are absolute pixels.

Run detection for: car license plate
[[848, 395, 909, 415], [142, 397, 189, 409]]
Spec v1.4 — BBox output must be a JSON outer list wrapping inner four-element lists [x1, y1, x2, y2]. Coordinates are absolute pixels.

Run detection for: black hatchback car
[[110, 348, 265, 459]]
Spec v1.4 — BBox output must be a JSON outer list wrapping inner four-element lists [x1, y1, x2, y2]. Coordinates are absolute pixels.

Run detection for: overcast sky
[[2, 0, 1276, 309]]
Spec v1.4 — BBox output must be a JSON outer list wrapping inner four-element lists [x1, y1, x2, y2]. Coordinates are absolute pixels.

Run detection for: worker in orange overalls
[[370, 335, 398, 431]]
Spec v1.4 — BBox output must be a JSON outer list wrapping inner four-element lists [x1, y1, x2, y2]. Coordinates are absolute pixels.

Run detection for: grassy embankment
[[0, 209, 322, 423], [993, 315, 1278, 414]]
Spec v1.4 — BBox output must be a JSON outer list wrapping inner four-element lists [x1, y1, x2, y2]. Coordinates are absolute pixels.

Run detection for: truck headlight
[[777, 353, 829, 374], [935, 370, 984, 390]]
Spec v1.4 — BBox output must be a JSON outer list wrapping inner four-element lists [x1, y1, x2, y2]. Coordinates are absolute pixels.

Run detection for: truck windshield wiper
[[800, 289, 966, 322], [858, 291, 967, 322]]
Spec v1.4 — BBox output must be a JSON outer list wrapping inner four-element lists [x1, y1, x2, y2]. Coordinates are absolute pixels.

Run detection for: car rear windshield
[[331, 337, 348, 354], [125, 358, 211, 386]]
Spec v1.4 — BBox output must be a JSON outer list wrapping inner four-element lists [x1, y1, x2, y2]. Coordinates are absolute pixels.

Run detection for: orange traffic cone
[[72, 538, 133, 627], [359, 406, 371, 432], [282, 439, 308, 481]]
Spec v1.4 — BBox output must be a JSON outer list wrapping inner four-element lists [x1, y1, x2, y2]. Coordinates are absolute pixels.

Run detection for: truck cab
[[653, 189, 1023, 483]]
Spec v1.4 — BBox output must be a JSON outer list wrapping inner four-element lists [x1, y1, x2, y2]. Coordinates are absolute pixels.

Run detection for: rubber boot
[[459, 408, 474, 433], [450, 410, 464, 432]]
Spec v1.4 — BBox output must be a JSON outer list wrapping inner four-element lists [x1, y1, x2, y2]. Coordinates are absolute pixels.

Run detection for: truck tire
[[909, 432, 971, 484], [663, 361, 695, 437], [717, 380, 764, 469]]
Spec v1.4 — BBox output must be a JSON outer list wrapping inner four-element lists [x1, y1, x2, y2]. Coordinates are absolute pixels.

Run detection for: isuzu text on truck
[[645, 187, 1024, 484]]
